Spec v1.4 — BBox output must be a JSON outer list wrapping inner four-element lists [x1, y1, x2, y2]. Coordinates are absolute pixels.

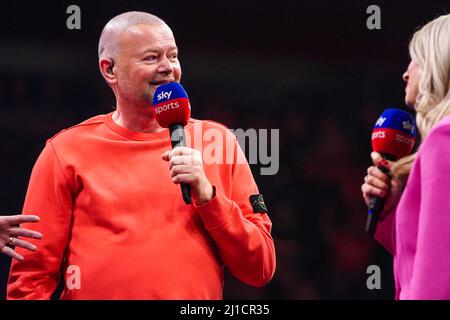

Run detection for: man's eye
[[169, 53, 178, 60], [144, 56, 157, 62]]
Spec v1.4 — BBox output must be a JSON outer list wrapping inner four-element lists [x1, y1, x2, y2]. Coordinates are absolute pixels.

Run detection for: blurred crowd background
[[1, 0, 449, 299]]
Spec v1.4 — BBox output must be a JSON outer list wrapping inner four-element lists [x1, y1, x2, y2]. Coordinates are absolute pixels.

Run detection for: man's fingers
[[3, 215, 40, 225], [9, 227, 43, 240], [9, 238, 37, 252], [170, 155, 202, 170], [169, 155, 192, 168], [0, 246, 24, 261], [161, 151, 170, 161], [172, 173, 195, 184], [162, 149, 193, 161], [170, 165, 196, 177], [170, 147, 193, 157]]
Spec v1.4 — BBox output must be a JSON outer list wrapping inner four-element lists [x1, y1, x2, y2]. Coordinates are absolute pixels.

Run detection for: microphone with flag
[[152, 82, 192, 204], [366, 108, 417, 236]]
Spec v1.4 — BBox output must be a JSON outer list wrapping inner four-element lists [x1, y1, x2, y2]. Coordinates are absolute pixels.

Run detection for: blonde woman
[[361, 14, 450, 299]]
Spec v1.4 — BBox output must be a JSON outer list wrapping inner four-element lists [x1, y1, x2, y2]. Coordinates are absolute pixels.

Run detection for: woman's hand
[[361, 152, 404, 217]]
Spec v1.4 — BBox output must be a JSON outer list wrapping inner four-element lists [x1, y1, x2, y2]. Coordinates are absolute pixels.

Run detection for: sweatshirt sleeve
[[194, 132, 276, 287], [409, 125, 450, 299], [7, 141, 73, 300]]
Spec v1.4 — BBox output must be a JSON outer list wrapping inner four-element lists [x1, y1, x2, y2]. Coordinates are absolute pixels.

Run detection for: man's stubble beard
[[121, 84, 155, 111]]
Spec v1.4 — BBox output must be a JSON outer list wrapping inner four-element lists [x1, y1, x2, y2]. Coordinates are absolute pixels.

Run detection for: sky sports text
[[171, 125, 279, 176], [154, 101, 179, 114], [375, 116, 415, 133], [371, 131, 415, 148], [157, 90, 173, 101]]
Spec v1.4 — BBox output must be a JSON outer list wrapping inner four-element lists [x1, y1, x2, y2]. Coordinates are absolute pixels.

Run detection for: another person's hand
[[162, 147, 214, 206], [361, 152, 404, 218], [0, 215, 43, 261]]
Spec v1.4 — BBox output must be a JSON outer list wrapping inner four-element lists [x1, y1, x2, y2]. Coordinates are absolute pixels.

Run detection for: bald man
[[7, 11, 276, 300]]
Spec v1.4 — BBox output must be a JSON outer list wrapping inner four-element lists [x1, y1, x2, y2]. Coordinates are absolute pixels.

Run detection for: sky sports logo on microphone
[[153, 82, 188, 103], [375, 116, 387, 127], [374, 110, 416, 136], [402, 120, 414, 132], [395, 133, 415, 148], [371, 131, 386, 139], [156, 90, 172, 101], [154, 101, 180, 115], [371, 130, 415, 148], [371, 109, 417, 160]]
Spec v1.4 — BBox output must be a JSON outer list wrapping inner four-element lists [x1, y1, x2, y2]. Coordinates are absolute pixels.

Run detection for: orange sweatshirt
[[7, 113, 276, 299]]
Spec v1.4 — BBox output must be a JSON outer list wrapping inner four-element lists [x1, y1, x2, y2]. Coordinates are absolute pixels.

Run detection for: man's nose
[[157, 56, 174, 73]]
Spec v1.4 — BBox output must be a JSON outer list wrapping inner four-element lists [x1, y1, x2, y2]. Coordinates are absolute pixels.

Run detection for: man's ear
[[99, 58, 117, 85]]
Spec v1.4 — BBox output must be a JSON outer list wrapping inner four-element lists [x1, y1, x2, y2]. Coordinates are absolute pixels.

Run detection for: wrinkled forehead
[[116, 23, 177, 56]]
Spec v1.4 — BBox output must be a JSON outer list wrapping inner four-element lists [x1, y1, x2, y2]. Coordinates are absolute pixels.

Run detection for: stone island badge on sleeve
[[250, 194, 268, 214]]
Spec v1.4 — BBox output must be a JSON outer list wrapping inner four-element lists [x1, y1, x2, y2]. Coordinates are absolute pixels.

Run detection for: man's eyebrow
[[140, 46, 178, 54]]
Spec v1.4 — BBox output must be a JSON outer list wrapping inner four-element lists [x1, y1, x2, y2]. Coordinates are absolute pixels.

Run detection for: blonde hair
[[392, 14, 450, 180]]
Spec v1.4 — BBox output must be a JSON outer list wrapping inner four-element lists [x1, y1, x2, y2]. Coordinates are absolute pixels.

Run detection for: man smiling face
[[98, 13, 182, 112], [113, 23, 182, 108]]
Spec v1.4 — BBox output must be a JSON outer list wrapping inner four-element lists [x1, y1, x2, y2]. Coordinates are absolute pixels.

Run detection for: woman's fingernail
[[379, 160, 390, 168]]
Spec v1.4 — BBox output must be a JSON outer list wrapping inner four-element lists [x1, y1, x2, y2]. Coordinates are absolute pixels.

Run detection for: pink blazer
[[375, 116, 450, 300]]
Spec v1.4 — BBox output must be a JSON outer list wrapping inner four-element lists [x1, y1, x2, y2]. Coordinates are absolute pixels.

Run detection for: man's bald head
[[98, 11, 167, 60]]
